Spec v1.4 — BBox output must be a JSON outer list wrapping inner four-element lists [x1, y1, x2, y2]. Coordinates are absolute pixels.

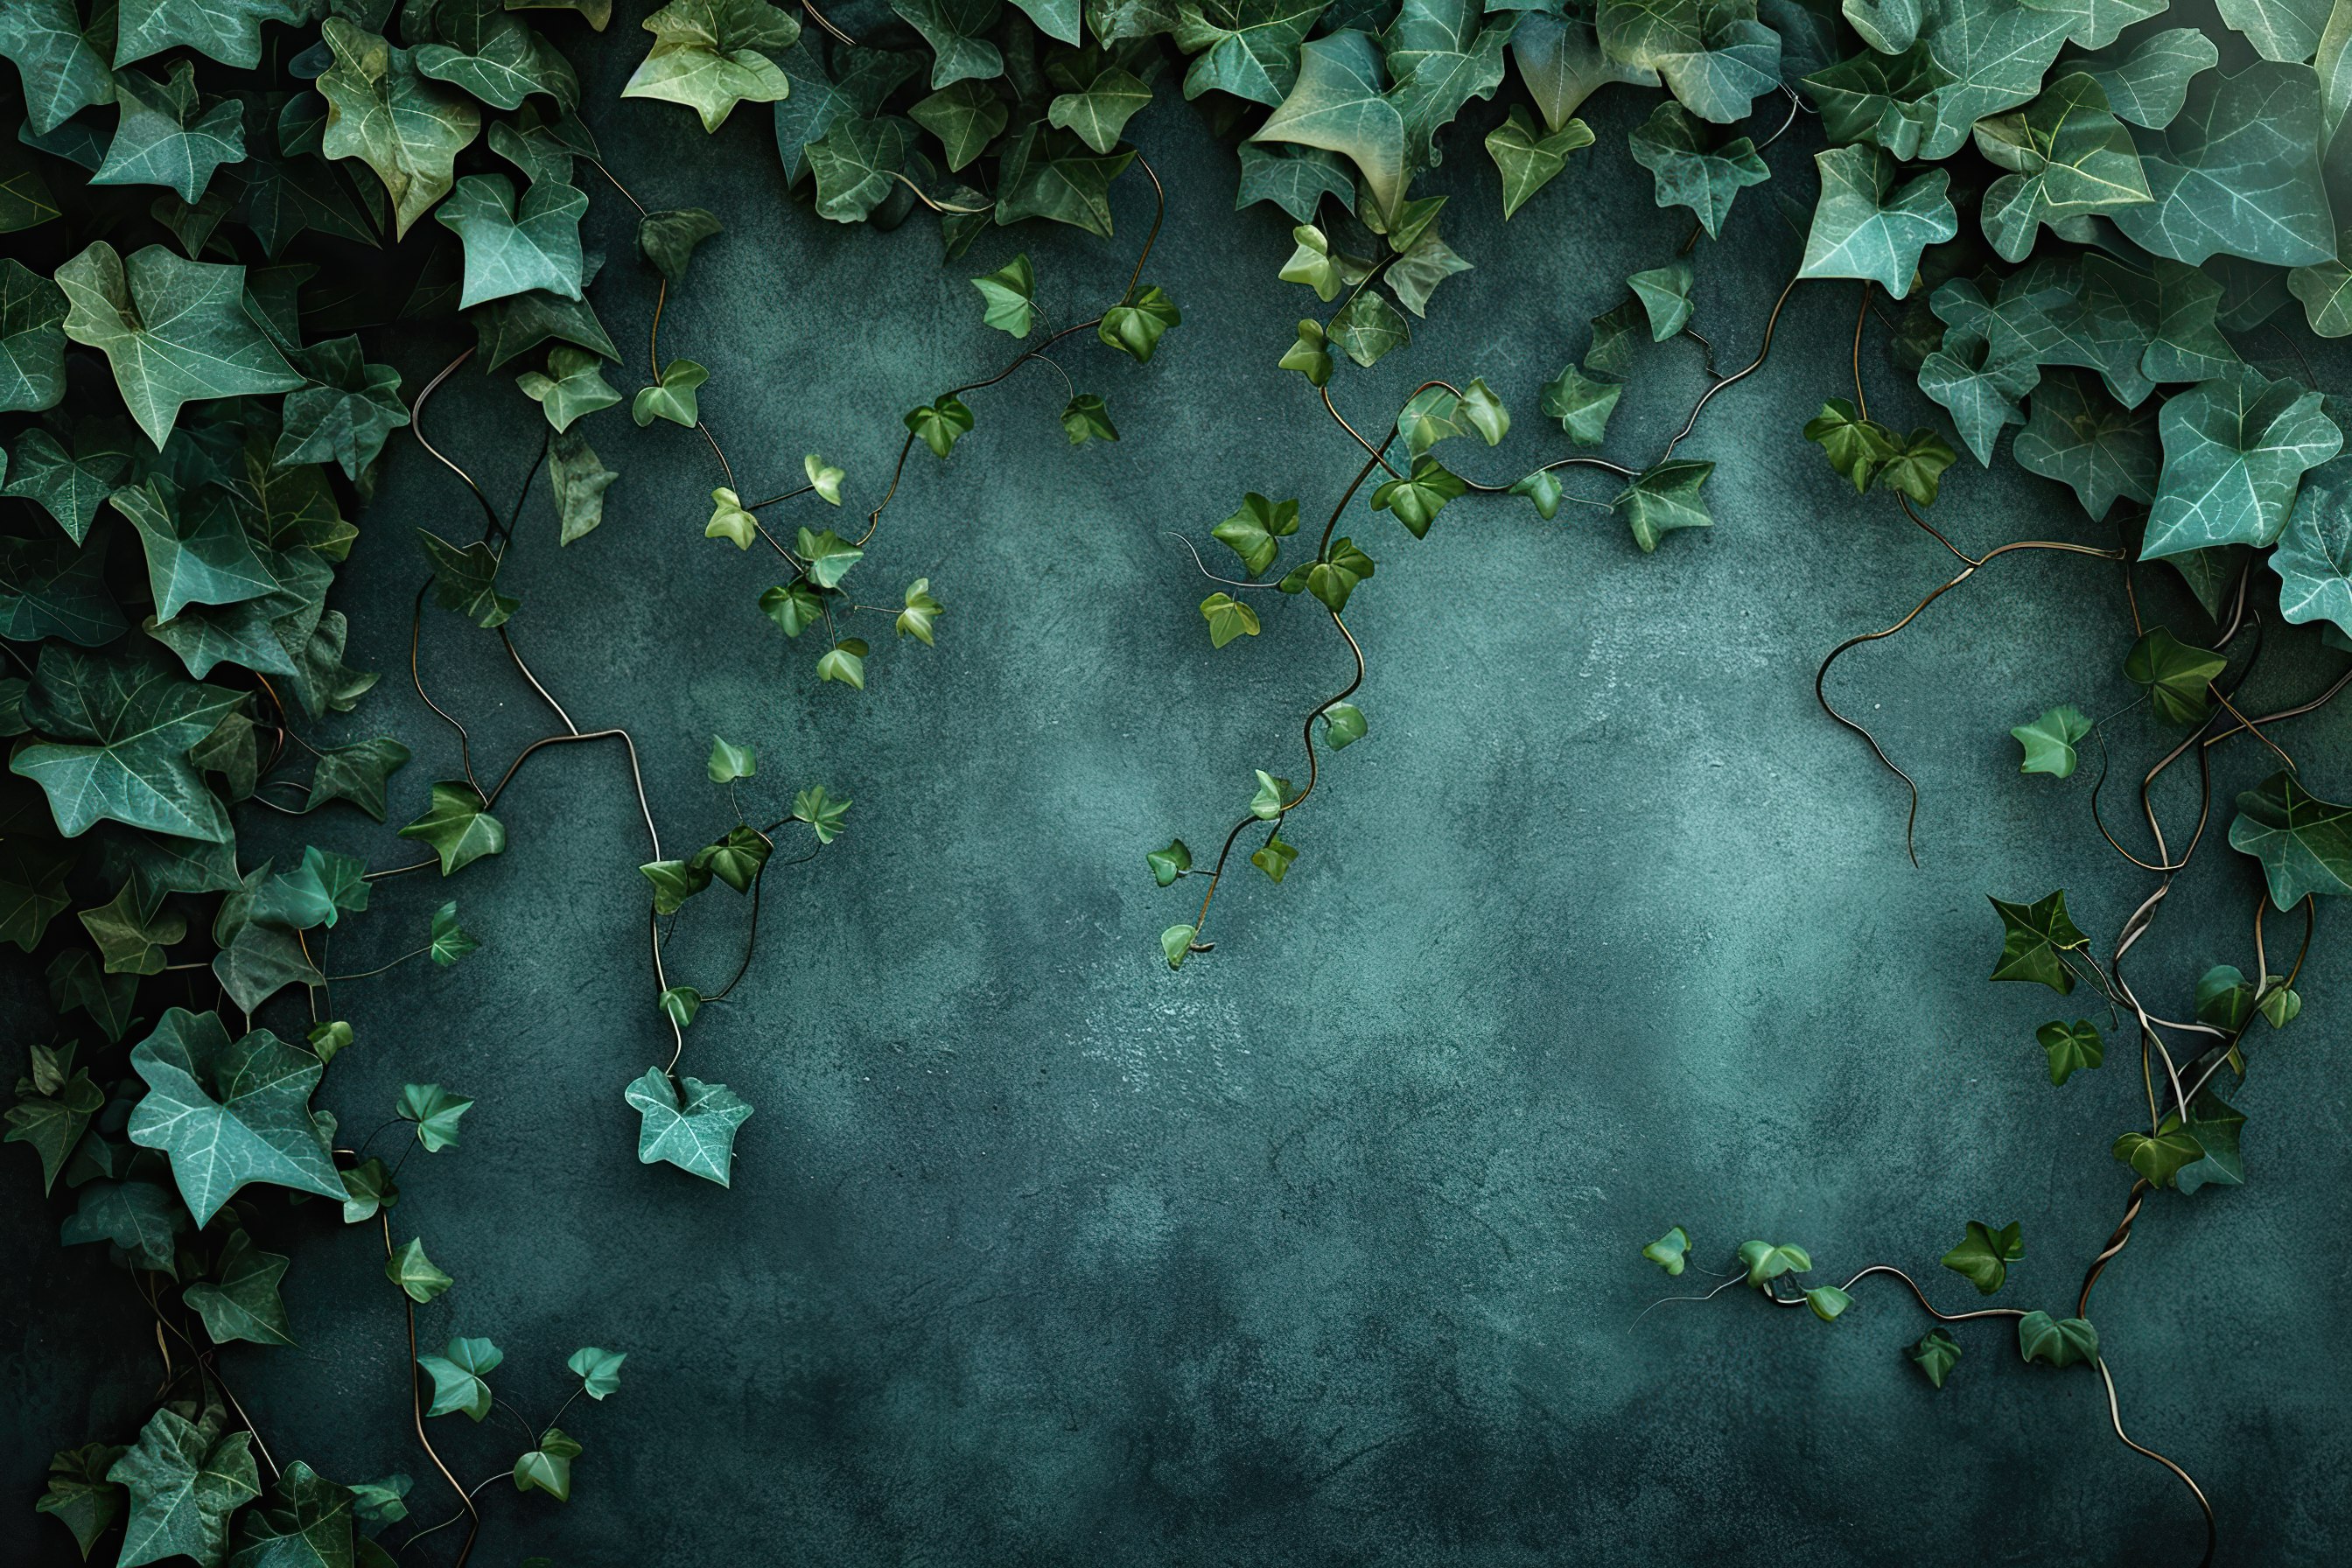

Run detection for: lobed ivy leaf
[[397, 780, 507, 875], [1253, 31, 1405, 225], [971, 254, 1037, 337], [2016, 1310, 2099, 1368], [632, 358, 709, 428], [2230, 769, 2352, 907], [622, 0, 797, 131], [2111, 60, 2334, 270], [317, 18, 482, 240], [2037, 1018, 2104, 1085], [436, 173, 586, 309], [1160, 922, 1198, 970], [2010, 704, 2090, 778], [913, 82, 1009, 172], [1200, 592, 1261, 648], [549, 427, 617, 545], [109, 1405, 259, 1568], [1737, 1239, 1811, 1286], [2013, 368, 2158, 519], [35, 1443, 127, 1559], [386, 1236, 452, 1303], [1147, 838, 1192, 886], [1328, 290, 1410, 368], [93, 62, 247, 206], [126, 1009, 346, 1225], [1485, 106, 1594, 220], [2122, 626, 2226, 724], [514, 1428, 582, 1501], [568, 1346, 626, 1399], [1173, 0, 1328, 109], [2140, 367, 2340, 560], [1628, 100, 1766, 237], [625, 1066, 753, 1185], [1613, 459, 1714, 552], [1939, 1219, 2023, 1295], [1598, 0, 1782, 125], [13, 647, 243, 843], [0, 0, 119, 138], [1642, 1224, 1690, 1276], [277, 337, 410, 482], [184, 1228, 293, 1346], [1909, 1326, 1962, 1388], [1987, 890, 2089, 992], [1049, 67, 1152, 155], [1628, 260, 1695, 341], [1798, 144, 1956, 298], [906, 395, 975, 458], [1250, 833, 1298, 882], [419, 1335, 502, 1420], [1371, 454, 1466, 538], [1099, 285, 1180, 363], [2112, 1119, 2204, 1187]]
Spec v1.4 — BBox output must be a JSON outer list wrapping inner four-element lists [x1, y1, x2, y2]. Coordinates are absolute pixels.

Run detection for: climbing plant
[[10, 0, 2352, 1561]]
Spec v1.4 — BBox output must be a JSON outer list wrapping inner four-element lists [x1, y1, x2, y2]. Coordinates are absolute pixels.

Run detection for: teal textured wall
[[10, 39, 2352, 1568]]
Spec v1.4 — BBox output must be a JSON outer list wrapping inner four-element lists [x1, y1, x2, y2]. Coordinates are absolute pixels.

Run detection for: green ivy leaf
[[514, 1427, 581, 1501], [1173, 0, 1324, 108], [1910, 1326, 1962, 1387], [1327, 289, 1410, 368], [225, 1460, 357, 1568], [895, 578, 944, 644], [2230, 769, 2352, 907], [705, 487, 756, 549], [621, 0, 797, 131], [1049, 67, 1151, 154], [2112, 1119, 2204, 1187], [1250, 833, 1298, 882], [549, 428, 617, 545], [109, 1406, 259, 1568], [277, 337, 410, 482], [1797, 143, 1956, 298], [1803, 1284, 1852, 1321], [1323, 701, 1367, 748], [971, 254, 1036, 337], [92, 62, 246, 205], [707, 736, 755, 783], [517, 349, 620, 438], [912, 81, 1009, 172], [1875, 426, 1956, 505], [1510, 470, 1564, 519], [397, 780, 508, 875], [13, 647, 242, 842], [416, 529, 518, 628], [1939, 1219, 2023, 1294], [2013, 368, 2158, 519], [1974, 73, 2150, 264], [385, 1236, 452, 1303], [567, 1346, 626, 1399], [60, 1180, 186, 1270], [631, 357, 708, 428], [0, 259, 69, 415], [2142, 368, 2340, 560], [625, 1066, 753, 1186], [34, 1443, 126, 1559], [1160, 922, 1198, 970], [398, 1083, 472, 1152], [1099, 284, 1181, 363], [1987, 890, 2089, 992], [637, 206, 724, 284], [419, 1335, 503, 1420], [1539, 364, 1620, 447], [1371, 454, 1466, 538], [426, 901, 477, 968], [795, 527, 862, 588], [1597, 0, 1782, 125], [317, 18, 482, 240], [1283, 536, 1376, 612], [2012, 704, 2090, 777], [1147, 838, 1192, 886], [1642, 1224, 1690, 1276], [2271, 477, 2352, 640], [905, 395, 975, 458], [2112, 61, 2334, 269], [1612, 458, 1714, 552], [1252, 31, 1404, 225], [2016, 1310, 2100, 1368], [1628, 259, 1694, 341], [1628, 100, 1767, 237], [657, 984, 702, 1026], [691, 825, 772, 892], [1278, 318, 1334, 387], [1737, 1239, 1811, 1286], [1250, 768, 1292, 820], [126, 1008, 346, 1224], [80, 879, 186, 975], [184, 1228, 293, 1346], [0, 0, 118, 138], [792, 784, 850, 841], [4, 426, 129, 544], [2122, 626, 2226, 724], [1485, 105, 1594, 220], [1200, 592, 1262, 648], [1060, 394, 1118, 445]]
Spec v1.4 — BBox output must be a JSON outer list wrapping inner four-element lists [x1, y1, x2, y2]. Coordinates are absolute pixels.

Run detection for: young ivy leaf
[[1803, 399, 1900, 493], [1613, 460, 1715, 553], [1322, 701, 1367, 749], [1146, 838, 1192, 887], [1642, 1225, 1690, 1277], [692, 826, 772, 892], [620, 0, 796, 132], [550, 427, 617, 546], [1200, 592, 1261, 648], [182, 1229, 293, 1347], [657, 985, 702, 1028], [1279, 225, 1343, 301], [1629, 101, 1769, 239], [1278, 537, 1376, 614], [2037, 1018, 2104, 1085], [792, 785, 851, 843], [1159, 923, 1197, 971], [1212, 493, 1299, 578], [1540, 365, 1621, 448], [803, 452, 844, 505], [2016, 1311, 2099, 1369], [1803, 1284, 1853, 1321], [631, 357, 708, 427], [340, 1158, 395, 1223], [1939, 1220, 2024, 1295], [418, 1336, 502, 1420], [794, 528, 862, 588], [1396, 386, 1466, 456], [1371, 456, 1466, 539], [705, 487, 757, 549], [1485, 106, 1595, 220], [416, 529, 518, 628], [816, 640, 867, 690], [896, 579, 944, 645], [637, 206, 722, 284], [971, 254, 1036, 337], [2122, 626, 2225, 724], [1875, 428, 1956, 505], [1250, 769, 1292, 820], [567, 1347, 626, 1400], [640, 858, 712, 915], [1909, 1327, 1963, 1388], [429, 901, 478, 966], [1328, 290, 1409, 368], [905, 396, 975, 458], [1060, 394, 1117, 445], [515, 346, 620, 433], [1250, 833, 1298, 883], [385, 1236, 453, 1304], [1457, 379, 1508, 445], [398, 782, 507, 876], [1628, 260, 1695, 341], [2012, 704, 2091, 778], [1098, 284, 1180, 363], [1737, 1240, 1812, 1287], [2228, 769, 2352, 907], [760, 581, 824, 637], [707, 736, 755, 784], [398, 1083, 472, 1152], [624, 1066, 753, 1186], [2111, 1118, 2205, 1187], [514, 1427, 582, 1501], [1988, 890, 2090, 992]]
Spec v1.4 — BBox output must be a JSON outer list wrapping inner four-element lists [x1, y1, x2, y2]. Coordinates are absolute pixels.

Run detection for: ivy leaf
[[548, 428, 617, 545], [1628, 100, 1767, 237], [2230, 769, 2352, 907], [226, 1461, 357, 1568], [1974, 73, 2150, 263], [1909, 1327, 1962, 1388], [399, 1083, 472, 1152], [640, 858, 711, 915], [184, 1228, 293, 1346], [1049, 67, 1151, 155], [1843, 0, 1920, 54], [277, 337, 410, 482], [760, 582, 822, 636], [1540, 364, 1621, 447], [2077, 27, 2217, 131], [1597, 0, 1782, 124], [704, 488, 756, 549], [1250, 769, 1292, 820], [429, 902, 477, 966], [1371, 454, 1466, 538], [0, 259, 68, 416], [1209, 492, 1301, 582], [2038, 1018, 2104, 1085], [0, 0, 117, 137], [13, 647, 242, 842], [2123, 626, 2227, 724], [514, 1428, 582, 1501], [1147, 838, 1192, 886], [397, 780, 508, 875], [56, 242, 301, 450], [1918, 314, 2039, 466], [1278, 318, 1334, 388], [1253, 31, 1405, 225], [905, 396, 974, 458], [5, 426, 128, 543], [791, 527, 859, 589], [2112, 60, 2334, 269], [816, 640, 867, 688], [705, 736, 756, 784], [1099, 284, 1180, 363], [808, 114, 914, 222], [93, 62, 247, 205], [1172, 0, 1326, 110], [625, 1066, 753, 1186], [2141, 368, 2341, 560], [636, 209, 722, 289], [568, 1346, 626, 1399], [1160, 922, 1197, 970], [35, 1443, 127, 1559], [2016, 1311, 2099, 1368], [109, 1406, 260, 1568], [622, 0, 797, 131], [1802, 1284, 1852, 1321], [1987, 890, 2089, 992], [1612, 459, 1714, 552], [60, 1180, 186, 1270], [1642, 1224, 1690, 1276], [1798, 144, 1956, 298], [912, 81, 1008, 172], [1802, 40, 1951, 161], [317, 18, 483, 240], [81, 879, 187, 974], [127, 1009, 346, 1225], [385, 1236, 452, 1302], [516, 346, 620, 433], [1250, 832, 1298, 883], [1322, 701, 1367, 748], [1199, 592, 1261, 648], [2270, 476, 2352, 640], [1485, 106, 1594, 220], [1939, 1219, 2023, 1295], [1804, 399, 1899, 492], [2011, 704, 2090, 778], [791, 784, 850, 841], [416, 529, 517, 627], [1327, 289, 1410, 368], [1875, 427, 1956, 505], [691, 825, 772, 892], [1059, 394, 1117, 446], [971, 254, 1036, 337], [112, 480, 274, 621], [632, 358, 708, 428], [1628, 259, 1695, 340], [2112, 1120, 2204, 1187], [1737, 1239, 1811, 1286], [8, 1062, 104, 1194], [2013, 368, 2158, 519], [1283, 537, 1376, 613], [435, 173, 586, 309], [418, 1336, 503, 1420]]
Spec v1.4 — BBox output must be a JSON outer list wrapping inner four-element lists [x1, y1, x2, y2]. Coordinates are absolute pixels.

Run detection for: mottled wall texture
[[10, 43, 2352, 1568]]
